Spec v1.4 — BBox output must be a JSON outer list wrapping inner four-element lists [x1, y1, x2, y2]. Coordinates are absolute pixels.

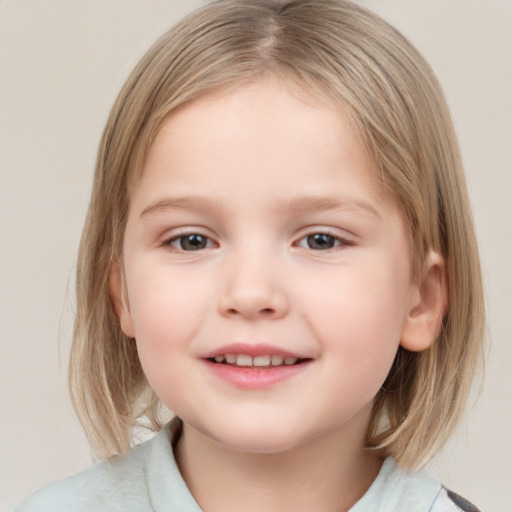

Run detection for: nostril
[[225, 307, 275, 316], [218, 287, 289, 320]]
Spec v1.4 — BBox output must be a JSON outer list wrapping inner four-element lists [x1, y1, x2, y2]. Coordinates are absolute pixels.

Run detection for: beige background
[[1, 1, 511, 510]]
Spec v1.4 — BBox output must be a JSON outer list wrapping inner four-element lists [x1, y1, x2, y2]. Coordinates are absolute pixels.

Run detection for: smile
[[202, 343, 312, 388], [205, 358, 311, 389], [208, 354, 305, 367]]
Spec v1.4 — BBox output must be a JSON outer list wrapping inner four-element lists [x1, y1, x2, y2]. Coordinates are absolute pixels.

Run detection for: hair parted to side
[[70, 0, 484, 468]]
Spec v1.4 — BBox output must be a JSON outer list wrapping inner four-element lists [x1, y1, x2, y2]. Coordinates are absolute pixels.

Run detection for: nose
[[217, 251, 289, 320]]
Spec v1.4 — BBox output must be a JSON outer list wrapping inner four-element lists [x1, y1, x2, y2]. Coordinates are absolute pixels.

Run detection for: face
[[115, 79, 420, 454]]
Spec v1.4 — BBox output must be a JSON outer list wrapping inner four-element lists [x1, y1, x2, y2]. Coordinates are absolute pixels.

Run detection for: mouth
[[202, 343, 312, 388], [207, 354, 310, 368]]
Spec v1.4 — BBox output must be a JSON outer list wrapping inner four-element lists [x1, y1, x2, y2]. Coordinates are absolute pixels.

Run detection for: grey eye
[[171, 234, 212, 251], [299, 233, 339, 250]]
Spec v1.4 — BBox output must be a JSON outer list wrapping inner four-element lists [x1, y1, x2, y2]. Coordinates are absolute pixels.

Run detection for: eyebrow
[[140, 196, 223, 217], [280, 195, 381, 219], [140, 194, 381, 219]]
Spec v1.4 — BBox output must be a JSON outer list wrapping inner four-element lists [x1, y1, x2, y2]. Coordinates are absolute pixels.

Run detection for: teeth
[[236, 354, 253, 366], [253, 355, 271, 367], [271, 355, 284, 366], [212, 353, 302, 367]]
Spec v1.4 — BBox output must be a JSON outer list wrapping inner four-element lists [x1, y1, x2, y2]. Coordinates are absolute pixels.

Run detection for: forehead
[[142, 78, 376, 185], [130, 76, 370, 179], [127, 77, 398, 224]]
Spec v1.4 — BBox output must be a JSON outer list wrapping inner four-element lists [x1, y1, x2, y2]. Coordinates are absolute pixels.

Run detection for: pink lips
[[202, 342, 312, 390], [202, 342, 306, 360]]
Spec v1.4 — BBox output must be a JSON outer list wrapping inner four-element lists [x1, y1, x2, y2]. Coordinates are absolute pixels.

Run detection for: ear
[[400, 251, 448, 352], [109, 261, 135, 338]]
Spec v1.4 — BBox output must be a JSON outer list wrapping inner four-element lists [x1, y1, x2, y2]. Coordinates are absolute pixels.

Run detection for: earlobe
[[400, 251, 448, 352], [109, 261, 135, 338]]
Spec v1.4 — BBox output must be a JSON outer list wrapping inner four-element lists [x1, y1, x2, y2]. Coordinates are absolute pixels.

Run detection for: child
[[16, 0, 484, 510]]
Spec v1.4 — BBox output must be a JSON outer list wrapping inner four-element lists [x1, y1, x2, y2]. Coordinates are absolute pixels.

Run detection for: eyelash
[[163, 230, 353, 252], [164, 231, 216, 251], [295, 232, 353, 251]]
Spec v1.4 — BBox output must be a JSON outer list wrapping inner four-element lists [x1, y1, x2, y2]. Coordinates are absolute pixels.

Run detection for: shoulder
[[14, 432, 158, 512], [434, 487, 482, 512], [351, 458, 482, 512], [15, 419, 203, 512]]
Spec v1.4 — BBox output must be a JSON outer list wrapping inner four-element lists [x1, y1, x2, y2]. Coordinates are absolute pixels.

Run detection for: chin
[[204, 422, 311, 455]]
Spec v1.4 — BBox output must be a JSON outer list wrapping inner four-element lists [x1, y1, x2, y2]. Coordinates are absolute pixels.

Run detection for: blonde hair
[[70, 0, 484, 468]]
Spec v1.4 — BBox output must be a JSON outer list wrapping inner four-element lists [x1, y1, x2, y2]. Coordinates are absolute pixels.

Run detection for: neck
[[174, 414, 382, 512]]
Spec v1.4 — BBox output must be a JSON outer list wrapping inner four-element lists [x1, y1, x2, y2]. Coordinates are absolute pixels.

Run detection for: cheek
[[128, 259, 209, 336], [299, 260, 410, 389], [125, 263, 211, 389], [304, 257, 409, 331]]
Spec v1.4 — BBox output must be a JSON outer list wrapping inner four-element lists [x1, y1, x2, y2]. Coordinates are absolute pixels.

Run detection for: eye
[[167, 233, 215, 251], [297, 233, 347, 250]]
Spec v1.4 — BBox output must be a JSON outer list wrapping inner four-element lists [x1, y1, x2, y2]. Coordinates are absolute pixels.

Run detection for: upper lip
[[202, 342, 309, 359]]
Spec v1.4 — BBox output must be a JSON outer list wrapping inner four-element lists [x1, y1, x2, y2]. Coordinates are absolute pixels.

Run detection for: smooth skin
[[110, 78, 447, 512]]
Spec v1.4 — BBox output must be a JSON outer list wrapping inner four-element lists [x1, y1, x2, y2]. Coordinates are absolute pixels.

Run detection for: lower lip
[[204, 360, 310, 389]]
